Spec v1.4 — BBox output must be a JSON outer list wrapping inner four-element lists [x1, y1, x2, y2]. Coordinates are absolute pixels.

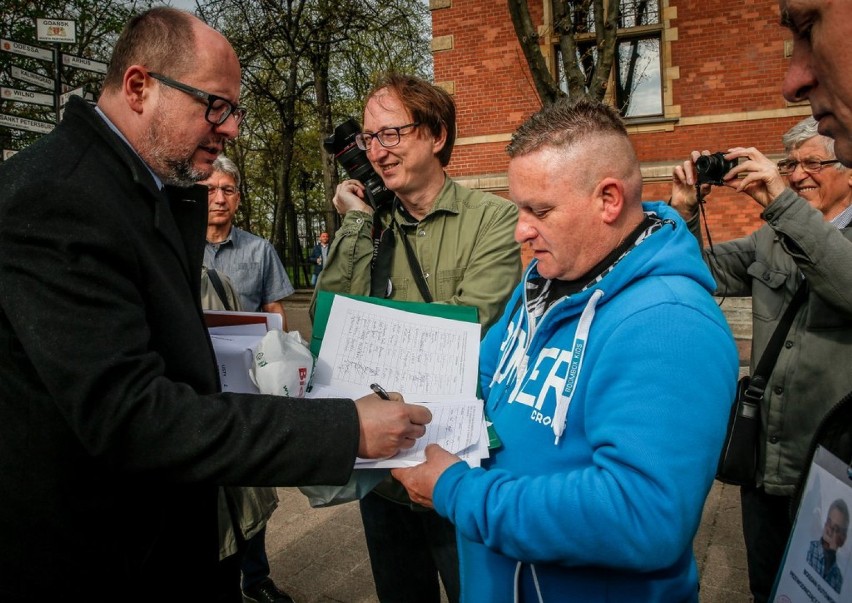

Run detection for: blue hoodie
[[432, 202, 739, 602]]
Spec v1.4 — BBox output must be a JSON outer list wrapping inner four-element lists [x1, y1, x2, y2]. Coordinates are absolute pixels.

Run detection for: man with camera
[[316, 73, 521, 602], [670, 116, 852, 603]]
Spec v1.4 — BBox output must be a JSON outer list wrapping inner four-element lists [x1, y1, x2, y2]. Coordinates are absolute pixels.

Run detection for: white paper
[[313, 296, 481, 402], [310, 296, 489, 468], [209, 334, 260, 394], [354, 400, 485, 469], [204, 310, 283, 394]]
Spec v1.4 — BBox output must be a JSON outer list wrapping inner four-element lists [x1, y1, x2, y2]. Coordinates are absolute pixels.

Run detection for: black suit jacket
[[0, 97, 359, 601]]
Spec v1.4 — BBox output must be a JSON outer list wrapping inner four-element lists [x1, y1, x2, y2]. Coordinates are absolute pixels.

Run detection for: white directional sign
[[36, 19, 76, 44], [10, 66, 54, 90], [59, 86, 84, 106], [0, 38, 53, 62], [0, 113, 54, 135], [1, 87, 54, 108], [62, 53, 107, 74]]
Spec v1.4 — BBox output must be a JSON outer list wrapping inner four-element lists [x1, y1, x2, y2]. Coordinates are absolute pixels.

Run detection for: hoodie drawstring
[[513, 561, 545, 603], [552, 289, 604, 445]]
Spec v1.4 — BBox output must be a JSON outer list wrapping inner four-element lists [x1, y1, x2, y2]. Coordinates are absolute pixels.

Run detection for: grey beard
[[160, 156, 209, 187]]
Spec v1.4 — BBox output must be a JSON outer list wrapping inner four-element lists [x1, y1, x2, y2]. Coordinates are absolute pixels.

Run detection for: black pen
[[370, 383, 391, 400]]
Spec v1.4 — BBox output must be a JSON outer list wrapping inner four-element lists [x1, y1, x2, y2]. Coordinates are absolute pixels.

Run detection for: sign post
[[36, 18, 77, 125]]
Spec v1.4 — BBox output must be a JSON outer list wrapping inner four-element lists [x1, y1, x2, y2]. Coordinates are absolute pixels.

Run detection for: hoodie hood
[[489, 201, 717, 443]]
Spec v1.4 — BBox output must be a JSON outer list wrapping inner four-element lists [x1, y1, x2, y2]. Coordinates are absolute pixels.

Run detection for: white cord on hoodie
[[513, 561, 545, 603], [552, 289, 604, 445]]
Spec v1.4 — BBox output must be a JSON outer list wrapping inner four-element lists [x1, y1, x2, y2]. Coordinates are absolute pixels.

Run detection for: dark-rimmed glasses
[[777, 157, 840, 175], [355, 122, 421, 151], [148, 72, 247, 126]]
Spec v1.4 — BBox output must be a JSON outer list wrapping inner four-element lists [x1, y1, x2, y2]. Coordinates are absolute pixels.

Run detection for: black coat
[[0, 97, 359, 601]]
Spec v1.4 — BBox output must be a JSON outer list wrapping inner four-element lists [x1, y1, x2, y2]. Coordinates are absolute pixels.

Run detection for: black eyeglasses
[[207, 184, 238, 197], [776, 157, 840, 175], [148, 72, 247, 126], [355, 122, 421, 151]]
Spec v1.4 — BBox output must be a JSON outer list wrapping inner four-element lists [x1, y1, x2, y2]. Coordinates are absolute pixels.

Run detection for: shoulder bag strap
[[206, 268, 233, 312], [746, 279, 809, 400]]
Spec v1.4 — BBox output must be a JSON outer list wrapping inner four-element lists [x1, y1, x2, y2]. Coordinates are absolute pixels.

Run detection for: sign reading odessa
[[36, 19, 76, 44], [0, 39, 53, 62]]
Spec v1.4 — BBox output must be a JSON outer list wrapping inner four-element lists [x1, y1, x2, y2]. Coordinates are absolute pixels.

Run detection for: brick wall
[[433, 0, 811, 246]]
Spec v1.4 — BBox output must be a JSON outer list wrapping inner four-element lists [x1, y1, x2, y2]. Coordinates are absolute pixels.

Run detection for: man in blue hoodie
[[392, 98, 739, 602]]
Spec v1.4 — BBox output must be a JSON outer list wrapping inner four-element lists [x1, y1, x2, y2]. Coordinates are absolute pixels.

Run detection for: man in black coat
[[0, 8, 430, 602]]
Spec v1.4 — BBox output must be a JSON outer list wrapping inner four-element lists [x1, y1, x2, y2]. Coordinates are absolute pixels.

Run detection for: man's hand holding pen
[[354, 389, 432, 459]]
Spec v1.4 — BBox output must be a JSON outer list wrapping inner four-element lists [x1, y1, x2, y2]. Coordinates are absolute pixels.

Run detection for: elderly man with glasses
[[670, 116, 852, 603], [315, 73, 522, 603], [202, 156, 294, 332]]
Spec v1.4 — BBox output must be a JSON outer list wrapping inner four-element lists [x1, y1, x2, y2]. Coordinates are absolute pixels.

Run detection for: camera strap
[[369, 198, 434, 303], [747, 279, 808, 399]]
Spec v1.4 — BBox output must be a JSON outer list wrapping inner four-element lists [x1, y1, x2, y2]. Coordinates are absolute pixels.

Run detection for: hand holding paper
[[391, 444, 463, 509], [354, 392, 432, 459]]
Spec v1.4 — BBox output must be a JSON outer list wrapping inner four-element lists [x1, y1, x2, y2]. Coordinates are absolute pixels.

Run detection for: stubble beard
[[143, 112, 219, 187]]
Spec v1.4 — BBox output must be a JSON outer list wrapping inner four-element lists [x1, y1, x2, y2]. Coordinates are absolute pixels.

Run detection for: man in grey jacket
[[670, 116, 852, 603]]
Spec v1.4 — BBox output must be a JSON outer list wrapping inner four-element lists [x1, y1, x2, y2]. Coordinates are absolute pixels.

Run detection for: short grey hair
[[211, 156, 241, 187], [782, 117, 845, 171]]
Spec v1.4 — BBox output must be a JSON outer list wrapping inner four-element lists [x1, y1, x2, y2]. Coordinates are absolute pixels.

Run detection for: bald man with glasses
[[670, 116, 852, 603], [0, 8, 432, 602]]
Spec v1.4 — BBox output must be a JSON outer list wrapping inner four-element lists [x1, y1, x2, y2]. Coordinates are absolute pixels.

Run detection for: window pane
[[620, 0, 660, 27], [576, 0, 660, 33], [616, 36, 662, 117]]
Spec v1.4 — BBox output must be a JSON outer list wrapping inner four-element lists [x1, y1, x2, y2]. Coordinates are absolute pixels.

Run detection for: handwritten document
[[313, 296, 481, 402], [310, 296, 488, 468], [354, 401, 487, 469]]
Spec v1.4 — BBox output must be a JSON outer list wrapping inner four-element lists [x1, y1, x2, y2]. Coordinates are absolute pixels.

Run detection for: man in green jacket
[[316, 73, 521, 602]]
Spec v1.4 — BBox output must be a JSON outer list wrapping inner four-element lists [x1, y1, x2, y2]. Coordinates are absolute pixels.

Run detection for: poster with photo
[[773, 446, 852, 603]]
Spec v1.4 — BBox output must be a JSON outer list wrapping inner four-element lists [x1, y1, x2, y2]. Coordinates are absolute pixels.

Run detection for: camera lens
[[695, 152, 738, 186]]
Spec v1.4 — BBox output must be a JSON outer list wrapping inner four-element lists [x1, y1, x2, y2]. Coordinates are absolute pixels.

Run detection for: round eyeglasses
[[355, 122, 421, 151], [148, 72, 246, 126], [776, 157, 840, 176]]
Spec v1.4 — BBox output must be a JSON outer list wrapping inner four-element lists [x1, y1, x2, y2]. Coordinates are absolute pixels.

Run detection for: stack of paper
[[308, 295, 489, 468], [204, 310, 282, 394]]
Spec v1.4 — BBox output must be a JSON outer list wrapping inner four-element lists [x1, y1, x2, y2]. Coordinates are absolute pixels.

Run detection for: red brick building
[[430, 0, 812, 263]]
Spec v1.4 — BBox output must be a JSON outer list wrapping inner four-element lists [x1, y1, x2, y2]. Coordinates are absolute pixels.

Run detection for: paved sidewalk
[[266, 292, 753, 602], [262, 480, 751, 603]]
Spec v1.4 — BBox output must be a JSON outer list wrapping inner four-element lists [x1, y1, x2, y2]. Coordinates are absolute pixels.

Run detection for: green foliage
[[3, 0, 431, 288]]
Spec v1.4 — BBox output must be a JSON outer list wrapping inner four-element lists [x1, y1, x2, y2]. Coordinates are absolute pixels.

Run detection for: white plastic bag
[[249, 330, 314, 398]]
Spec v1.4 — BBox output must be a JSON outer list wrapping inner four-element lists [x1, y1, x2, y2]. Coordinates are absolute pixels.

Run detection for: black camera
[[323, 118, 394, 210], [695, 152, 739, 186]]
